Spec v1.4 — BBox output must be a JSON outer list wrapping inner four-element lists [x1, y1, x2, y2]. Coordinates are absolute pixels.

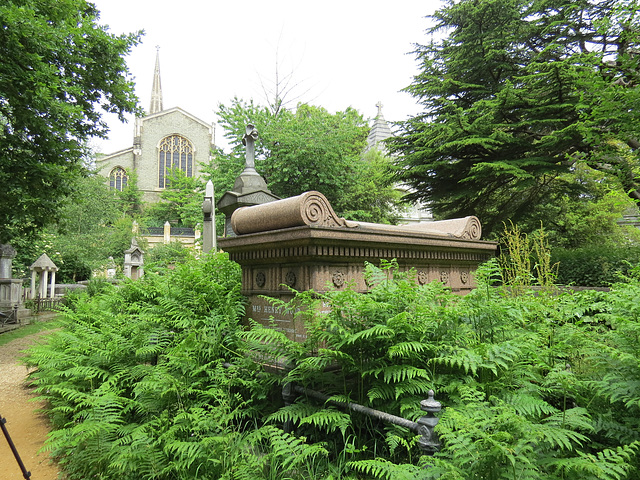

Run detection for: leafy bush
[[553, 245, 640, 286], [144, 240, 194, 272], [26, 256, 640, 479], [244, 260, 640, 479], [25, 252, 262, 480]]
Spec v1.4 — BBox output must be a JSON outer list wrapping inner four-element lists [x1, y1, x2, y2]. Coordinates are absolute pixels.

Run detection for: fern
[[347, 458, 422, 480]]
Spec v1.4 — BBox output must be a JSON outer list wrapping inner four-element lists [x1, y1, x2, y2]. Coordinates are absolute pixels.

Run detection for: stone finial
[[202, 180, 216, 253]]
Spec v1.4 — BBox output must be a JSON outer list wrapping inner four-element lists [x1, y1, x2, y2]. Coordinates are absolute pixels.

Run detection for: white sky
[[89, 0, 442, 154]]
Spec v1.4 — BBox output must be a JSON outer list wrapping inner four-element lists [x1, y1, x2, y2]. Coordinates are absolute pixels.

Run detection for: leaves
[[0, 0, 141, 242], [390, 0, 640, 236]]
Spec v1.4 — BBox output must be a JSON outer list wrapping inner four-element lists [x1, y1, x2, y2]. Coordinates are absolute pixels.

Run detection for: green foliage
[[25, 252, 258, 480], [499, 222, 558, 292], [390, 0, 640, 236], [116, 170, 145, 218], [144, 169, 204, 228], [516, 164, 640, 249], [144, 241, 194, 273], [9, 174, 136, 282], [241, 259, 640, 479], [0, 0, 141, 242], [214, 98, 406, 223], [553, 245, 640, 286], [26, 252, 640, 479]]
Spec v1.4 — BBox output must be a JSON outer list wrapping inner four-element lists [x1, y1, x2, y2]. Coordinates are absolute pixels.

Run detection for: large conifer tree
[[390, 0, 640, 234]]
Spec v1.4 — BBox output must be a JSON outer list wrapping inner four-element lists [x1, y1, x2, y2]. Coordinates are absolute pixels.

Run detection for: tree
[[215, 99, 404, 222], [0, 0, 141, 242], [390, 0, 640, 235], [9, 174, 136, 282], [144, 169, 204, 228]]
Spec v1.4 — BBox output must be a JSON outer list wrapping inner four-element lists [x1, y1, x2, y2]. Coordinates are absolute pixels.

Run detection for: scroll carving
[[231, 191, 352, 235]]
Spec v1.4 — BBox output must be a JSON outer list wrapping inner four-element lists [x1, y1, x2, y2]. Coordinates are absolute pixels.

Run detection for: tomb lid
[[230, 190, 483, 241]]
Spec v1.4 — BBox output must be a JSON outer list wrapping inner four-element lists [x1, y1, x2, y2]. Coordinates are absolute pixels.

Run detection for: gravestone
[[218, 191, 497, 342]]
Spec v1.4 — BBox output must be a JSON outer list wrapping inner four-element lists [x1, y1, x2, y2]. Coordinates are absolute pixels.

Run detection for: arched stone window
[[109, 167, 128, 191], [158, 135, 194, 188]]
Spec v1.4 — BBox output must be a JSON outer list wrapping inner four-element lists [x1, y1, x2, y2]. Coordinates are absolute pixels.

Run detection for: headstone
[[0, 244, 16, 279], [106, 257, 117, 279], [0, 244, 24, 316]]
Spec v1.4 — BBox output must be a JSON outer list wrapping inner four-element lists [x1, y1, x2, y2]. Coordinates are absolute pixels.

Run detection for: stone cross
[[242, 124, 259, 171], [376, 101, 383, 118]]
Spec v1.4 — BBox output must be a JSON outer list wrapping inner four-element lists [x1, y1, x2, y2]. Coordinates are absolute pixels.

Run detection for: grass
[[0, 317, 61, 347]]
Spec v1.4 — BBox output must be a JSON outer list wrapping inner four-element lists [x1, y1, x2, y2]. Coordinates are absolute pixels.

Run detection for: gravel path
[[0, 330, 63, 479]]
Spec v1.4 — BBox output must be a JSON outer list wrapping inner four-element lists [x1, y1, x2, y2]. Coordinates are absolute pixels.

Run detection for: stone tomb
[[218, 191, 497, 342], [0, 244, 23, 314]]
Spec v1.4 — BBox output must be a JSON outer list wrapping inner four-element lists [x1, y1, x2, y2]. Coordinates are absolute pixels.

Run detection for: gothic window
[[109, 167, 128, 191], [158, 135, 194, 188]]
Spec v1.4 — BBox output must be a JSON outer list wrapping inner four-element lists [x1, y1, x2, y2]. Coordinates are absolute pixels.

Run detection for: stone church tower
[[96, 50, 214, 203]]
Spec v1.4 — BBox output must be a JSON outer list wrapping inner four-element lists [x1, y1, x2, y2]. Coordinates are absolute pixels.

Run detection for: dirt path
[[0, 330, 63, 480]]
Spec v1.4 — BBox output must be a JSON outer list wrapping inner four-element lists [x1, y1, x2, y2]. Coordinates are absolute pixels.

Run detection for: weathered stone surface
[[219, 197, 497, 342], [231, 191, 351, 235]]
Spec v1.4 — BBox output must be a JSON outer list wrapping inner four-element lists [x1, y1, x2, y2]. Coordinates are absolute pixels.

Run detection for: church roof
[[366, 102, 393, 152], [144, 106, 213, 130]]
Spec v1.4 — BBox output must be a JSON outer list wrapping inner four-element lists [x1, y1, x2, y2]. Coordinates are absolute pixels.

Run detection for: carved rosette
[[285, 271, 297, 287], [440, 271, 449, 284], [332, 271, 346, 288], [255, 271, 266, 288], [417, 271, 428, 285], [460, 271, 469, 284]]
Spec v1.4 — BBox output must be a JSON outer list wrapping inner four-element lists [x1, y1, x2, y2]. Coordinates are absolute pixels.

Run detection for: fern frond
[[347, 458, 422, 480]]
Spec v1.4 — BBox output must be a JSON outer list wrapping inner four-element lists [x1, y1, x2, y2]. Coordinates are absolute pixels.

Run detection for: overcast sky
[[89, 0, 442, 154]]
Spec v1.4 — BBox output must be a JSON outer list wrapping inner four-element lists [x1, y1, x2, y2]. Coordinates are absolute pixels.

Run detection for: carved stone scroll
[[231, 191, 351, 235], [395, 216, 482, 240]]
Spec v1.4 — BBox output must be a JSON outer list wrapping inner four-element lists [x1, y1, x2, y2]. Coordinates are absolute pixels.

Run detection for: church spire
[[149, 46, 163, 114]]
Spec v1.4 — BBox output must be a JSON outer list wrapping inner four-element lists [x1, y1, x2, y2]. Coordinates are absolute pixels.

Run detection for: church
[[96, 51, 215, 203]]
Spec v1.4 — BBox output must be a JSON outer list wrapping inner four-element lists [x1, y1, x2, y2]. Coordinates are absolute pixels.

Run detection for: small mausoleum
[[218, 191, 497, 342], [124, 238, 145, 280], [30, 253, 58, 299]]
